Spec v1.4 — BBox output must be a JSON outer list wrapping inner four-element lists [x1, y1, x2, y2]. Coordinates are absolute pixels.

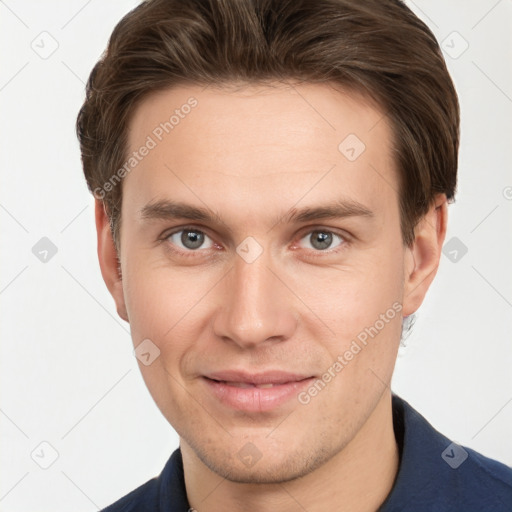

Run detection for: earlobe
[[95, 199, 129, 322], [402, 194, 448, 317]]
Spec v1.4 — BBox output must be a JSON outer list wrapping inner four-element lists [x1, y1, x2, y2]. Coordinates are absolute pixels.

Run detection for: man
[[76, 0, 512, 510]]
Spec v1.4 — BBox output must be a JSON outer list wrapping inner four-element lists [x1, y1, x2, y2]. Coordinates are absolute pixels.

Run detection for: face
[[98, 82, 443, 484]]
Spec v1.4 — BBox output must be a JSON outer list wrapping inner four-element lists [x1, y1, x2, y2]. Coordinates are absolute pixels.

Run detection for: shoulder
[[100, 448, 188, 511], [381, 395, 512, 511], [101, 477, 159, 512], [448, 445, 512, 510], [411, 445, 512, 511]]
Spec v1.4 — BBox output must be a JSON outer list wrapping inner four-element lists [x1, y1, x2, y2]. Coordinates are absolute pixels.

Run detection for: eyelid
[[161, 224, 210, 240], [293, 227, 349, 254], [160, 225, 219, 255]]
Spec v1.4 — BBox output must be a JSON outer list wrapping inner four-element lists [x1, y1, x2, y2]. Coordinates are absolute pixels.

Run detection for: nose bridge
[[213, 250, 297, 348]]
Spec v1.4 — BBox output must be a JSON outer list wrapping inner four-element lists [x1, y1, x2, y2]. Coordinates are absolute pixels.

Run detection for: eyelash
[[160, 225, 350, 259], [294, 229, 349, 259]]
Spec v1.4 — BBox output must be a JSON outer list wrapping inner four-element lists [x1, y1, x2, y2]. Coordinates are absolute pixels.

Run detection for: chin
[[188, 435, 338, 485]]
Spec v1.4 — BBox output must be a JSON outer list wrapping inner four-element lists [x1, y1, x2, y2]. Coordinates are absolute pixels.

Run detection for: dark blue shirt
[[102, 395, 512, 511]]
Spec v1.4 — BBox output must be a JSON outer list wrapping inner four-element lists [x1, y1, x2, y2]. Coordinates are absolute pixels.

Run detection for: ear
[[402, 194, 448, 317], [95, 199, 129, 322]]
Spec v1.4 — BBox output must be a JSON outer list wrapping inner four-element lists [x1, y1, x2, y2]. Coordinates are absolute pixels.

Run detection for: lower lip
[[202, 377, 315, 412]]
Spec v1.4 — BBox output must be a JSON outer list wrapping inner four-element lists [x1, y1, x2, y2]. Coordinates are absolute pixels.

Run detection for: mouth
[[212, 381, 280, 389], [202, 371, 315, 412]]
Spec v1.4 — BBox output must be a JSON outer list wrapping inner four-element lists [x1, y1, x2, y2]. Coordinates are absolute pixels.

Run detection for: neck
[[182, 391, 398, 512]]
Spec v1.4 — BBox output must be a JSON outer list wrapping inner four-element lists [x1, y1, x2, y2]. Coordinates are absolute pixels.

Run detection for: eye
[[166, 228, 215, 251], [298, 229, 345, 252]]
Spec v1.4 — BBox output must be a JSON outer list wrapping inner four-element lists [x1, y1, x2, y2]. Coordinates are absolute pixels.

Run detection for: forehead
[[123, 82, 397, 226]]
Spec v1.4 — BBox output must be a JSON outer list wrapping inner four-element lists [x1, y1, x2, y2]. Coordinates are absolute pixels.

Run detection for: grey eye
[[181, 230, 204, 249], [299, 230, 344, 251], [167, 229, 213, 251], [310, 231, 332, 250]]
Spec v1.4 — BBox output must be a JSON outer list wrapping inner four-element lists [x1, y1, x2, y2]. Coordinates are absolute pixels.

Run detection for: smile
[[202, 371, 315, 412]]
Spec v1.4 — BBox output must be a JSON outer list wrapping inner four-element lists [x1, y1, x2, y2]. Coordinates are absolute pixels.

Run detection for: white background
[[1, 1, 511, 510]]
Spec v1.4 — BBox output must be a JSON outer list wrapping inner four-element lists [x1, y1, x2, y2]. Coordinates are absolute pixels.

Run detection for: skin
[[96, 82, 448, 511]]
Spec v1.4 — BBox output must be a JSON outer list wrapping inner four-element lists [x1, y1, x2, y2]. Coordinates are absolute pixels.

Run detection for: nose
[[212, 251, 298, 349]]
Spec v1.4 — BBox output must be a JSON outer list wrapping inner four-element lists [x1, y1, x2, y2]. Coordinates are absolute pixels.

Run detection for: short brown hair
[[77, 0, 459, 247]]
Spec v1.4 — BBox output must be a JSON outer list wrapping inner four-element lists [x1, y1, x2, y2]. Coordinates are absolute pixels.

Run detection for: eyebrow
[[140, 200, 224, 225], [282, 200, 374, 224], [139, 198, 374, 228]]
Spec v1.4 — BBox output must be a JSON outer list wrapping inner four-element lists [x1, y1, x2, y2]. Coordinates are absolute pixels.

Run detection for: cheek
[[120, 260, 210, 424], [305, 250, 405, 385], [121, 253, 219, 354], [122, 270, 171, 344], [300, 271, 403, 418], [291, 249, 404, 336]]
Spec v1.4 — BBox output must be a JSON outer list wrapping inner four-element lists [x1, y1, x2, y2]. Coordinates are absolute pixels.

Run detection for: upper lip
[[204, 370, 313, 385]]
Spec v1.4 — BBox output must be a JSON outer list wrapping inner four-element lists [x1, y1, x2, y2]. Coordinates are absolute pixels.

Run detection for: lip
[[202, 370, 315, 412]]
